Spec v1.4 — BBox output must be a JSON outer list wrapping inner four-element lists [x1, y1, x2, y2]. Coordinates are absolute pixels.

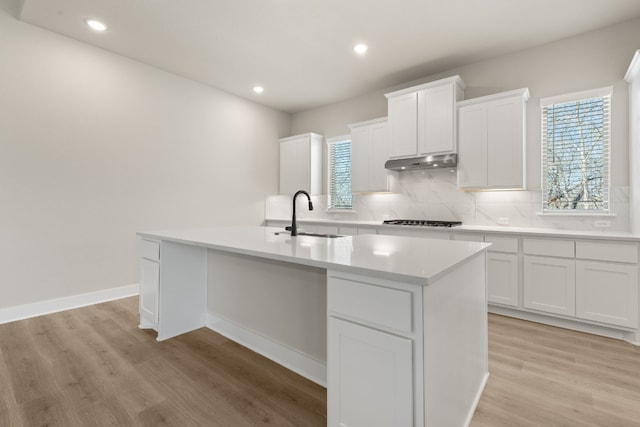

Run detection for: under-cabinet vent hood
[[384, 153, 457, 171]]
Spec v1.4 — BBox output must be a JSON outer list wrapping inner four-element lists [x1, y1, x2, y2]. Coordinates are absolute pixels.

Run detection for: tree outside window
[[541, 88, 611, 212]]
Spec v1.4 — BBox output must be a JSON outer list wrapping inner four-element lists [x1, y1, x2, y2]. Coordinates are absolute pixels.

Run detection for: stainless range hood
[[384, 153, 457, 171]]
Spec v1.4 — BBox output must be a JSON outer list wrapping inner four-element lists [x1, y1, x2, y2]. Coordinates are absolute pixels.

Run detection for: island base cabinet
[[576, 260, 639, 328], [327, 317, 413, 427], [140, 258, 159, 328]]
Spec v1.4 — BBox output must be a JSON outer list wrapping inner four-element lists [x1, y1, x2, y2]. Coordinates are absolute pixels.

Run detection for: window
[[327, 136, 352, 210], [541, 87, 611, 213]]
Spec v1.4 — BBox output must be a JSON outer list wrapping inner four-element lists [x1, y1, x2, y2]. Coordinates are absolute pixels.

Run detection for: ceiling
[[18, 0, 640, 113]]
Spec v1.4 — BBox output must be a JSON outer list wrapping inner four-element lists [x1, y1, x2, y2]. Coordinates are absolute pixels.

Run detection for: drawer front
[[576, 241, 638, 264], [328, 277, 413, 333], [141, 239, 160, 261], [338, 226, 358, 236], [485, 235, 518, 253], [453, 232, 484, 242], [523, 238, 574, 258]]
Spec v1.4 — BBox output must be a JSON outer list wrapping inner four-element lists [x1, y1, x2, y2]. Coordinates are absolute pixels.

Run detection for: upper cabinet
[[457, 88, 529, 190], [385, 76, 465, 159], [279, 133, 323, 195], [349, 117, 392, 193]]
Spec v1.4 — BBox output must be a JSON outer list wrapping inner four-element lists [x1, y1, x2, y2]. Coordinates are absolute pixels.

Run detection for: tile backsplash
[[266, 169, 630, 232]]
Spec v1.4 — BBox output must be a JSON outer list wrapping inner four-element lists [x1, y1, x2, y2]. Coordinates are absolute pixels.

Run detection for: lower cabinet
[[487, 252, 519, 307], [327, 317, 413, 427], [523, 255, 576, 317], [576, 260, 639, 328]]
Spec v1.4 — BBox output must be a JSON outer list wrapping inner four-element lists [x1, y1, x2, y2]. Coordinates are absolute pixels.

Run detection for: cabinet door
[[418, 84, 455, 155], [487, 98, 524, 188], [457, 104, 487, 188], [140, 258, 160, 326], [487, 252, 519, 307], [279, 138, 310, 195], [350, 126, 370, 193], [368, 122, 391, 191], [388, 92, 418, 158], [328, 317, 413, 427], [524, 255, 575, 316], [576, 260, 639, 328]]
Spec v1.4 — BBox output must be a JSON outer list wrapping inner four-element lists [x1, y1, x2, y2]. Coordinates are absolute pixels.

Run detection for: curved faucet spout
[[291, 190, 313, 236]]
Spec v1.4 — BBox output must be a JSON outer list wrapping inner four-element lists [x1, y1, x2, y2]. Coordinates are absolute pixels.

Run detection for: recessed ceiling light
[[85, 19, 108, 32], [353, 43, 368, 55], [253, 85, 264, 94]]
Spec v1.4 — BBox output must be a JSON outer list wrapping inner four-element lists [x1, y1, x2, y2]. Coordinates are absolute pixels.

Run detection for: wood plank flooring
[[1, 297, 639, 426]]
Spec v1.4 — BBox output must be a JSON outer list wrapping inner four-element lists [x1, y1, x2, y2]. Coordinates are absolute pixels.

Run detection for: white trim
[[463, 373, 490, 427], [540, 86, 613, 106], [0, 284, 139, 325], [536, 212, 617, 217], [206, 313, 327, 387], [348, 116, 388, 129], [458, 87, 529, 107], [384, 75, 465, 98], [489, 304, 639, 346], [624, 50, 640, 83]]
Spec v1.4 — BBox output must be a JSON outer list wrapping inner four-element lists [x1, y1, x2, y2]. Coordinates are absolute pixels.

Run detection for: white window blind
[[327, 137, 352, 210], [541, 87, 611, 212]]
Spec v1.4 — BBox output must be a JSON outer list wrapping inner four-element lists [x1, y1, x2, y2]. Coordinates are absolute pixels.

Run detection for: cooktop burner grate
[[382, 219, 462, 228]]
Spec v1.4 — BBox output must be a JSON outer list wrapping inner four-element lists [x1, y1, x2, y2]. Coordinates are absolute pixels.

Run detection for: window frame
[[540, 86, 612, 215], [326, 135, 353, 211]]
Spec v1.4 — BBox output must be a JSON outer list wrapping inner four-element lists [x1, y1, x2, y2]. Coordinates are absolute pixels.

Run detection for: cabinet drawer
[[141, 239, 160, 261], [453, 232, 484, 242], [576, 241, 638, 264], [523, 238, 574, 258], [328, 277, 413, 333], [338, 226, 358, 236], [485, 235, 518, 253]]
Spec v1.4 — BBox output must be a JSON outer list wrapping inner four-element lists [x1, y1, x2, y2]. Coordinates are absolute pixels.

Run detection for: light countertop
[[138, 226, 489, 285], [265, 218, 640, 241]]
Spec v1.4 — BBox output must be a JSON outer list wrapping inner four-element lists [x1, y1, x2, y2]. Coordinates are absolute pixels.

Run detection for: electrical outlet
[[594, 220, 611, 228], [497, 217, 509, 225]]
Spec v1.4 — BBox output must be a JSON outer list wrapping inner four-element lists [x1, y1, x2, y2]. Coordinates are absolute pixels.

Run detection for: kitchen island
[[137, 226, 490, 427]]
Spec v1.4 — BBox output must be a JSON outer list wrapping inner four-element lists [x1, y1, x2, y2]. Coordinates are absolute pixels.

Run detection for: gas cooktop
[[382, 219, 462, 228]]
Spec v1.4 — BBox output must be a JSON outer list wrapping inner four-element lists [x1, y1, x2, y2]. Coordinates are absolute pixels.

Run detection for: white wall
[[0, 0, 290, 309], [288, 18, 640, 232]]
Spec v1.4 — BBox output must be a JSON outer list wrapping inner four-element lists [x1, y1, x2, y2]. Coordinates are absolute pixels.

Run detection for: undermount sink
[[274, 231, 345, 238]]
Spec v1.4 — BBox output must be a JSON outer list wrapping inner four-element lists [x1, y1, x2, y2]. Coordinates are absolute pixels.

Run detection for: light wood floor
[[1, 297, 639, 426]]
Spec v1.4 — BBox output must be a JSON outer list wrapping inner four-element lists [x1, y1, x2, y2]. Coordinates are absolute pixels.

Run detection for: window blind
[[328, 139, 352, 210], [541, 88, 611, 212]]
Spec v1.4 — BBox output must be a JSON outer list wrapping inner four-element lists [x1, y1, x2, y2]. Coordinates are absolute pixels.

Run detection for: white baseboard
[[0, 284, 139, 325], [464, 372, 489, 427], [489, 305, 640, 346], [206, 313, 327, 387]]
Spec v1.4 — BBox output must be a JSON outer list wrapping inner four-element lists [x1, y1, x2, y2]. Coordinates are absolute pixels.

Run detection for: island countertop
[[138, 225, 489, 285]]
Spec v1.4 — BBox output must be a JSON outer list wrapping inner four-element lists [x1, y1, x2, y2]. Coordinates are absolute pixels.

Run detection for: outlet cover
[[498, 217, 510, 225], [594, 220, 611, 228]]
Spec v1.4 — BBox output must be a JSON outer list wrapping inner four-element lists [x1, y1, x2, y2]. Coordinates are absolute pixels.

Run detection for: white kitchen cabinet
[[379, 227, 451, 240], [385, 76, 464, 158], [488, 252, 519, 307], [349, 117, 391, 193], [140, 239, 160, 329], [458, 88, 529, 190], [576, 260, 638, 328], [574, 240, 639, 328], [279, 133, 323, 195], [524, 255, 576, 316], [328, 317, 413, 427]]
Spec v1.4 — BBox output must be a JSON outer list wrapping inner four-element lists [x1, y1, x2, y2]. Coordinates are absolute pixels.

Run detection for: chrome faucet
[[290, 190, 313, 236]]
